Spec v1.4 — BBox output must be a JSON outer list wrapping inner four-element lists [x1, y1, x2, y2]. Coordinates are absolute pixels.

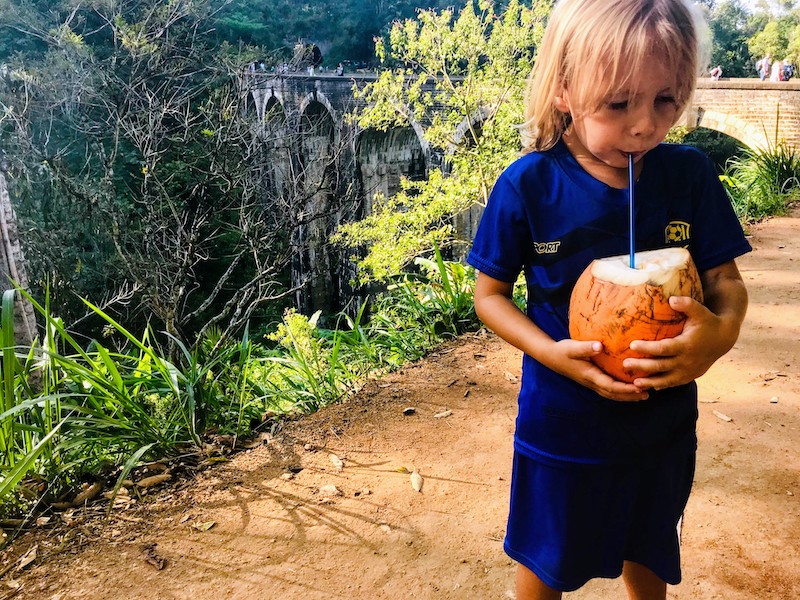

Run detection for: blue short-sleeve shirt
[[467, 140, 752, 465]]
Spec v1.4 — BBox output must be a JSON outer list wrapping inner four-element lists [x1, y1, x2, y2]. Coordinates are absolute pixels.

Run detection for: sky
[[737, 0, 793, 14]]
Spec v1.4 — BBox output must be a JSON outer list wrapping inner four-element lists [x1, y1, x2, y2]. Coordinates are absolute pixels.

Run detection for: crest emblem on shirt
[[665, 221, 690, 244]]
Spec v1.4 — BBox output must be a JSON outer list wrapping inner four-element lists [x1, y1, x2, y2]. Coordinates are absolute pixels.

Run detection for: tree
[[743, 0, 800, 67], [708, 0, 759, 77], [210, 0, 459, 67], [748, 18, 794, 62], [0, 0, 355, 347], [335, 0, 549, 281]]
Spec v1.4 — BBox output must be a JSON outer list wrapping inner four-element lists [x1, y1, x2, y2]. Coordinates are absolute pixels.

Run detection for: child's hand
[[552, 339, 650, 402], [624, 295, 736, 390], [624, 260, 749, 391]]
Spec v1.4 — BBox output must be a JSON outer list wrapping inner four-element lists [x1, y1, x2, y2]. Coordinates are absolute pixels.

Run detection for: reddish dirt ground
[[1, 207, 798, 599]]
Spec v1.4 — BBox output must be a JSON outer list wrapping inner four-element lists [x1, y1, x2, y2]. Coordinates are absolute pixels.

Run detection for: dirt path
[[4, 208, 799, 599]]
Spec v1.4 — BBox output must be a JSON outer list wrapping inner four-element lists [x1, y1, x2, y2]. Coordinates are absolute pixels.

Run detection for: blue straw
[[628, 154, 635, 269]]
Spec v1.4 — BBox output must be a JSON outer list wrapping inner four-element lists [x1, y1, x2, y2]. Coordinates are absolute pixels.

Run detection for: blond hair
[[521, 0, 709, 153]]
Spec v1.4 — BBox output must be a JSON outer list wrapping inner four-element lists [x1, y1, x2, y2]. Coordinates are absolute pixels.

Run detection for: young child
[[466, 1, 750, 598]]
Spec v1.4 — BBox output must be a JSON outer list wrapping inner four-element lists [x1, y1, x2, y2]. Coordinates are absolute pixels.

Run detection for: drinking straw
[[628, 154, 635, 269]]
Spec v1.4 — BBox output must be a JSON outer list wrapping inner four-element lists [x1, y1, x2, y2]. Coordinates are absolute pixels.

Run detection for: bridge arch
[[295, 99, 339, 314], [448, 107, 493, 252], [449, 106, 492, 152], [684, 79, 800, 151], [356, 127, 426, 215], [405, 113, 430, 157], [264, 96, 288, 133], [298, 91, 338, 142], [262, 91, 285, 117], [248, 86, 286, 123], [261, 96, 292, 195], [299, 100, 335, 164], [355, 97, 432, 165], [686, 108, 769, 151]]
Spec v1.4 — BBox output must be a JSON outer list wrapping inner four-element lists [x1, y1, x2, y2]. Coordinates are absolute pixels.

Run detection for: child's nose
[[630, 105, 657, 137]]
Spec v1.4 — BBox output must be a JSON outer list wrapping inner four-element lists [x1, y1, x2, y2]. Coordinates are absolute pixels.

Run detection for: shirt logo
[[533, 241, 561, 254], [665, 221, 690, 244]]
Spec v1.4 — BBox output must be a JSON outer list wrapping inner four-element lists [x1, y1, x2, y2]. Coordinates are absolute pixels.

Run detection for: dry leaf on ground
[[713, 410, 733, 422]]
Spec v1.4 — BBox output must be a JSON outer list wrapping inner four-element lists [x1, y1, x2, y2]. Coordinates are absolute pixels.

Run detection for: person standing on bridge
[[770, 59, 783, 82], [467, 0, 750, 599], [756, 52, 771, 80], [782, 59, 794, 81]]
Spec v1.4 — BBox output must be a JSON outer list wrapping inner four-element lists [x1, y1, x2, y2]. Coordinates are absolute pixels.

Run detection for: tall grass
[[0, 289, 17, 463], [256, 248, 481, 413], [377, 245, 478, 341]]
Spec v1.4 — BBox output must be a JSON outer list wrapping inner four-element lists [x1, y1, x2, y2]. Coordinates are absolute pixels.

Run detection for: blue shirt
[[467, 140, 752, 465]]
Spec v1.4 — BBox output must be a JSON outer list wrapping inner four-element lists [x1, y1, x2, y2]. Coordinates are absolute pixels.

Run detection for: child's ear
[[554, 90, 571, 113]]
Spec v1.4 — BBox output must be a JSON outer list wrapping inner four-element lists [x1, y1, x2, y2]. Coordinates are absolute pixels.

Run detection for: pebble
[[319, 484, 341, 497]]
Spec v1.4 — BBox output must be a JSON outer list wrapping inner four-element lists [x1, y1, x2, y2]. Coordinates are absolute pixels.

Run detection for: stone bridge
[[238, 72, 800, 315]]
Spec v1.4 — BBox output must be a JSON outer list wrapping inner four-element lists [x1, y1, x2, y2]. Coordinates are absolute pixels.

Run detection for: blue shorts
[[504, 449, 695, 592]]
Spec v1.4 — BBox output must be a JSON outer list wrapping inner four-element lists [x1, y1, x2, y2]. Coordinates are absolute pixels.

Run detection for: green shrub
[[721, 142, 800, 223]]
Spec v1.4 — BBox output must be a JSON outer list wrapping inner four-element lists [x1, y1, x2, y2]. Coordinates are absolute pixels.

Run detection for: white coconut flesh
[[590, 247, 694, 299]]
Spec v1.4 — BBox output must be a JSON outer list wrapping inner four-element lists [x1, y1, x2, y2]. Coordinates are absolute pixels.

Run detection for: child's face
[[556, 58, 679, 188]]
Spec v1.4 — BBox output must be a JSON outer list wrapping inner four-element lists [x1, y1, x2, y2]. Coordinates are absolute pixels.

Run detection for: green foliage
[[664, 126, 690, 144], [333, 170, 461, 281], [382, 245, 478, 340], [210, 0, 458, 66], [337, 0, 549, 281], [748, 18, 795, 62], [263, 309, 349, 412], [721, 141, 800, 222], [707, 1, 759, 77], [0, 285, 269, 507], [0, 289, 17, 462], [744, 3, 800, 67], [682, 128, 746, 173], [786, 21, 800, 62], [0, 253, 480, 510], [257, 248, 480, 413]]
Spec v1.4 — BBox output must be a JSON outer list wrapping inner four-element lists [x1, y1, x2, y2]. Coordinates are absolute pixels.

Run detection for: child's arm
[[474, 271, 650, 402], [626, 259, 748, 390]]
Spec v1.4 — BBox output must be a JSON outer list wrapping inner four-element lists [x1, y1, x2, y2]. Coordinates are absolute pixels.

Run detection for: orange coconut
[[568, 247, 704, 383]]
